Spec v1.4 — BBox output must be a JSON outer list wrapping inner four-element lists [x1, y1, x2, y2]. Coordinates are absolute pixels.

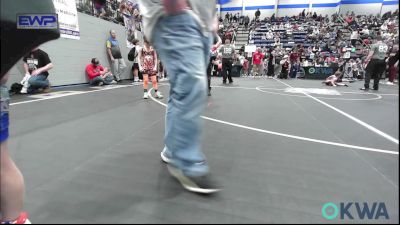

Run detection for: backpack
[[128, 47, 137, 61]]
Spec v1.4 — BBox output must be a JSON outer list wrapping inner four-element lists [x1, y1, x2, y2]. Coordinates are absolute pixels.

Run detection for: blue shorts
[[1, 85, 10, 143], [0, 112, 9, 143]]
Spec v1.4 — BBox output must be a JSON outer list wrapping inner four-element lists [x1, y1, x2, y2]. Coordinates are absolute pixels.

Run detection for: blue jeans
[[152, 12, 212, 177], [90, 75, 114, 85], [28, 74, 49, 93]]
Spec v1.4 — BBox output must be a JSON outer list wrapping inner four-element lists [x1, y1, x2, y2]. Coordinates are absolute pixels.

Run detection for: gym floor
[[8, 77, 399, 223]]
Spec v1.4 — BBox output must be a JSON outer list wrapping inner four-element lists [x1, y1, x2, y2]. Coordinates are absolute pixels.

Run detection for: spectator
[[386, 45, 399, 85], [252, 47, 264, 77], [94, 0, 106, 18], [361, 26, 370, 37], [279, 55, 290, 79], [128, 39, 142, 82], [21, 48, 53, 94], [86, 58, 116, 86], [106, 30, 127, 82], [350, 30, 359, 47], [363, 36, 372, 46], [244, 15, 250, 29], [255, 9, 261, 19]]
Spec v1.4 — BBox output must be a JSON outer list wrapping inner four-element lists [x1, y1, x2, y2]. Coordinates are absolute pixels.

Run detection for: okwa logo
[[322, 202, 389, 220]]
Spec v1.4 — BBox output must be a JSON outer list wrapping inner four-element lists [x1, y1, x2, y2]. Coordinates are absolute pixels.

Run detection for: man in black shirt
[[255, 9, 261, 19], [22, 48, 53, 94]]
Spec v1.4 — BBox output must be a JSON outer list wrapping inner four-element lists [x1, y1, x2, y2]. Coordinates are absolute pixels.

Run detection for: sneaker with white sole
[[1, 212, 31, 224], [161, 149, 172, 163], [386, 81, 394, 85], [20, 87, 28, 94], [167, 164, 221, 194], [143, 92, 149, 99], [110, 80, 117, 85], [156, 91, 163, 99]]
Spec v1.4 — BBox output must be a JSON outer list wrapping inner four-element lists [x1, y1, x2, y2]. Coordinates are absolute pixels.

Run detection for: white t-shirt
[[350, 31, 359, 40]]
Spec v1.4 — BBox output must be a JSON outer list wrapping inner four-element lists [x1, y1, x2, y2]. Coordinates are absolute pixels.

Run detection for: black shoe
[[373, 88, 379, 91], [167, 164, 221, 194], [360, 87, 369, 91], [222, 81, 227, 85], [229, 80, 233, 84]]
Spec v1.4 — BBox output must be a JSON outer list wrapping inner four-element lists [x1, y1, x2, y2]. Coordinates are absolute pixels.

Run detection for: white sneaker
[[98, 82, 104, 86], [20, 87, 28, 94], [110, 80, 117, 84], [161, 149, 172, 163], [156, 91, 163, 99], [143, 92, 149, 99], [386, 81, 394, 85]]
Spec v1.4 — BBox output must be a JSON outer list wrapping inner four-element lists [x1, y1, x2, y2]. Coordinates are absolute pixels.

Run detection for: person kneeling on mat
[[86, 58, 117, 86]]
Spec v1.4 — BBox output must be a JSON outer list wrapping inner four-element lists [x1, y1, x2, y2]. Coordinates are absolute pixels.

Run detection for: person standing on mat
[[360, 36, 388, 91], [139, 0, 221, 194], [138, 38, 163, 99], [219, 38, 235, 84]]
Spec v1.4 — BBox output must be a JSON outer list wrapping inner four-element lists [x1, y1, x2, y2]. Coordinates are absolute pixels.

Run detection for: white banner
[[53, 0, 80, 40], [245, 45, 257, 53]]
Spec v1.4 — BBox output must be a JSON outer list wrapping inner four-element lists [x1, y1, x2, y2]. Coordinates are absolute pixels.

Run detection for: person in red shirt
[[289, 48, 300, 78], [85, 58, 116, 86], [363, 37, 371, 46], [252, 47, 265, 77]]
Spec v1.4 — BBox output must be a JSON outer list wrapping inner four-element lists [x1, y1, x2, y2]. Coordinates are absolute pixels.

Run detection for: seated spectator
[[350, 30, 359, 46], [363, 37, 372, 46], [86, 58, 116, 86], [361, 26, 370, 36], [94, 1, 106, 18], [21, 48, 53, 94], [386, 45, 399, 85], [266, 30, 274, 40]]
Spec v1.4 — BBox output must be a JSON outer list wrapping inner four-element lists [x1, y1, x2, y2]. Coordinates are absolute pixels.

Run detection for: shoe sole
[[166, 165, 221, 194], [160, 151, 172, 163]]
